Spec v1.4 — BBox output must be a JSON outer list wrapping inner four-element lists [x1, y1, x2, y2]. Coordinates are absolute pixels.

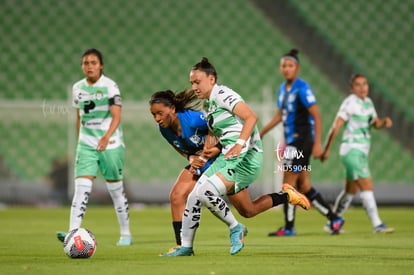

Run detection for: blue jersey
[[277, 77, 316, 144], [159, 109, 214, 174]]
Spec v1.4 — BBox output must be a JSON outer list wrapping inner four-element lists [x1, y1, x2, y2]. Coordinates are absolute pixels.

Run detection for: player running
[[149, 89, 222, 253], [162, 57, 310, 257], [260, 49, 344, 236], [321, 74, 394, 234]]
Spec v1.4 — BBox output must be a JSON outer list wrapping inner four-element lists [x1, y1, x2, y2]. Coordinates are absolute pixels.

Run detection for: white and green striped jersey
[[72, 75, 124, 150], [205, 84, 263, 155], [337, 94, 377, 156]]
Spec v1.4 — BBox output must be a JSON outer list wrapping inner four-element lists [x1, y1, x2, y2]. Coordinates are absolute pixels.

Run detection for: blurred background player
[[149, 89, 221, 253], [57, 48, 132, 246], [163, 57, 310, 256], [321, 74, 394, 234], [260, 49, 344, 236]]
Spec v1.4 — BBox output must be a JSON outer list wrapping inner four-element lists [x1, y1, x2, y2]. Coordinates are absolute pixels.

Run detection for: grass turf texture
[[0, 206, 413, 275]]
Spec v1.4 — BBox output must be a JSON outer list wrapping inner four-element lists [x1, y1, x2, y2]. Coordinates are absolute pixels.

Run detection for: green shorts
[[204, 148, 263, 194], [74, 144, 124, 181], [340, 149, 370, 180]]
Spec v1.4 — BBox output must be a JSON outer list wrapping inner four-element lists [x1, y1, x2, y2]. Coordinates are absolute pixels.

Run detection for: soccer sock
[[181, 187, 203, 248], [197, 175, 238, 229], [284, 202, 296, 230], [333, 190, 354, 216], [172, 221, 182, 246], [360, 190, 382, 227], [305, 187, 338, 220], [69, 178, 92, 231], [106, 181, 131, 237], [270, 192, 289, 207]]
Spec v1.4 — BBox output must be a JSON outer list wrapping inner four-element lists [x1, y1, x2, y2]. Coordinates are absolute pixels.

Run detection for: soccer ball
[[63, 228, 97, 258]]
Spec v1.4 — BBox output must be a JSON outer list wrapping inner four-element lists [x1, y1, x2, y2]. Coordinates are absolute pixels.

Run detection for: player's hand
[[97, 136, 109, 152], [383, 117, 392, 128], [203, 146, 220, 159], [312, 143, 323, 159], [224, 144, 242, 160], [188, 155, 207, 169]]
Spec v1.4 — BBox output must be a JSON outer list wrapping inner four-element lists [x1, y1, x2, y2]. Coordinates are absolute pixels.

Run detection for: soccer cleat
[[229, 223, 248, 255], [159, 245, 181, 256], [160, 246, 194, 256], [330, 217, 345, 235], [117, 235, 133, 246], [324, 221, 346, 234], [268, 227, 296, 237], [56, 231, 67, 243], [373, 223, 394, 234], [282, 183, 311, 210]]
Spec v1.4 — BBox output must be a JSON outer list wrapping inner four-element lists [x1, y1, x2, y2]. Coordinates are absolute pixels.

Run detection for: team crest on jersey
[[189, 134, 203, 146], [96, 91, 103, 100]]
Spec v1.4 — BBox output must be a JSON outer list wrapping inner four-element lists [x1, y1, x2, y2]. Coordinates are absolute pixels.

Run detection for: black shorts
[[282, 137, 312, 173]]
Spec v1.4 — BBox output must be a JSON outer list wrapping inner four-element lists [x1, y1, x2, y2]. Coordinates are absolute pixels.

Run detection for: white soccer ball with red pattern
[[63, 228, 97, 258]]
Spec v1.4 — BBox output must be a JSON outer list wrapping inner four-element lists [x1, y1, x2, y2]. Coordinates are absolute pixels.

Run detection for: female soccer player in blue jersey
[[321, 74, 394, 233], [57, 48, 132, 246], [260, 49, 344, 236], [162, 57, 310, 257], [150, 89, 222, 253]]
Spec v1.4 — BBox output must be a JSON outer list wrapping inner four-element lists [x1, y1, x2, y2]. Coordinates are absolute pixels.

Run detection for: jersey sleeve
[[107, 80, 121, 98], [215, 86, 243, 112], [368, 97, 378, 124], [337, 97, 352, 121], [71, 82, 82, 108], [298, 83, 317, 108]]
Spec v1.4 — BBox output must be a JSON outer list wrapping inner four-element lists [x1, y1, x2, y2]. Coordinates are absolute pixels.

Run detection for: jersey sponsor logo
[[189, 134, 203, 146]]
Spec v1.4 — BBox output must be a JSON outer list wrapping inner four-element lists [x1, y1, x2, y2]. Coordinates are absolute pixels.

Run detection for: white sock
[[198, 176, 238, 229], [106, 181, 131, 237], [360, 191, 382, 227], [333, 190, 354, 217], [181, 186, 203, 248], [69, 178, 92, 231]]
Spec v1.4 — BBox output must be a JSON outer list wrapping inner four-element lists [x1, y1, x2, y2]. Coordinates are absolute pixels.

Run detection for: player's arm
[[259, 109, 282, 138], [321, 117, 345, 162], [225, 102, 258, 159], [373, 116, 392, 129], [76, 109, 81, 136], [202, 130, 221, 159], [97, 96, 122, 151], [308, 104, 323, 158]]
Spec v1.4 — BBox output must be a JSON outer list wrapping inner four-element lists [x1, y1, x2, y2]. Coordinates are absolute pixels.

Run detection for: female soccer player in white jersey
[[57, 48, 132, 246], [260, 49, 344, 236], [321, 74, 394, 233], [150, 89, 222, 253], [162, 57, 310, 257]]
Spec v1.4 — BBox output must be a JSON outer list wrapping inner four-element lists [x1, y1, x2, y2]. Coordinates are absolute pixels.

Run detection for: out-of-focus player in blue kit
[[149, 89, 221, 254], [260, 49, 344, 236]]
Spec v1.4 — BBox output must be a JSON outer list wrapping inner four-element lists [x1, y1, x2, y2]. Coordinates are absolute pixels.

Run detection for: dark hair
[[82, 48, 104, 65], [282, 48, 300, 64], [149, 89, 202, 112], [191, 57, 218, 81], [349, 73, 367, 86]]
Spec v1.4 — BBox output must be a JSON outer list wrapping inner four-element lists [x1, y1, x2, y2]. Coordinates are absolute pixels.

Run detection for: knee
[[169, 189, 187, 207]]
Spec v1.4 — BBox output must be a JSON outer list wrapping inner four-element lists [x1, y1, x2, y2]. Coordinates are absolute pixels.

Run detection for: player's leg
[[101, 147, 132, 245], [298, 170, 344, 234], [357, 177, 394, 233], [268, 170, 300, 236], [332, 179, 357, 216], [168, 168, 197, 248]]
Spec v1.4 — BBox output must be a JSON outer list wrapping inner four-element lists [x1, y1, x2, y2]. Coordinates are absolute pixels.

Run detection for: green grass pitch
[[0, 205, 413, 274]]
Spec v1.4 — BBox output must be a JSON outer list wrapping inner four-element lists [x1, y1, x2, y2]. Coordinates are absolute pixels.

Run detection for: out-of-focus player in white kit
[[57, 48, 132, 245], [322, 73, 394, 234]]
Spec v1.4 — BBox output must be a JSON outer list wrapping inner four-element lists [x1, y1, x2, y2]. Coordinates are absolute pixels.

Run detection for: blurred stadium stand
[[0, 0, 412, 205]]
